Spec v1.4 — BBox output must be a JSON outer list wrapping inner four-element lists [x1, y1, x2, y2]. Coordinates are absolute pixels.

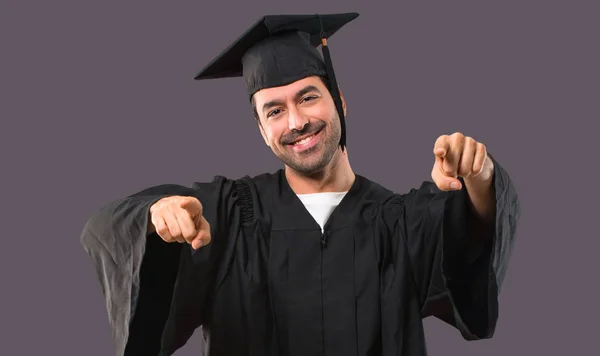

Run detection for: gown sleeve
[[384, 155, 521, 340], [80, 176, 243, 356]]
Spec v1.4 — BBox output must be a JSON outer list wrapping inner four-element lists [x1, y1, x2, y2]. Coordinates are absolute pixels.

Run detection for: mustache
[[281, 121, 325, 145]]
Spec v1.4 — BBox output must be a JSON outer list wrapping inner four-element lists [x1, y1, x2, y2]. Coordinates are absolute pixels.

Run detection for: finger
[[434, 155, 445, 176], [431, 163, 462, 191], [433, 135, 450, 158], [459, 136, 476, 178], [153, 215, 175, 243], [164, 209, 185, 243], [180, 197, 202, 217], [197, 215, 212, 247], [175, 208, 198, 243], [443, 133, 464, 176], [191, 215, 211, 250], [471, 143, 487, 176]]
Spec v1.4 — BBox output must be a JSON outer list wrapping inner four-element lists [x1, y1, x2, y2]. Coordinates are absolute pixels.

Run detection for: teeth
[[293, 134, 314, 145]]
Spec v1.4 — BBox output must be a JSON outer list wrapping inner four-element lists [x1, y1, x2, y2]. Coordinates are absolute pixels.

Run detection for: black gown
[[80, 155, 520, 356]]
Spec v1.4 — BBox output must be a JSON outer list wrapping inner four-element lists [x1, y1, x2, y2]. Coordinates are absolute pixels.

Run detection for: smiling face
[[252, 76, 346, 175]]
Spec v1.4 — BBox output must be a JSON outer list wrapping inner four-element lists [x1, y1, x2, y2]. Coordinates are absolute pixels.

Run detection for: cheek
[[264, 125, 282, 145], [304, 102, 334, 121], [274, 119, 292, 136]]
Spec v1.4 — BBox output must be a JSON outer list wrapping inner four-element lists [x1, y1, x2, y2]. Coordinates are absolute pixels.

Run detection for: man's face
[[253, 76, 345, 175]]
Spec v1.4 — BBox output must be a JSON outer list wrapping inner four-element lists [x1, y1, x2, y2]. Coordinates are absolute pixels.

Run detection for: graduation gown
[[80, 156, 520, 356]]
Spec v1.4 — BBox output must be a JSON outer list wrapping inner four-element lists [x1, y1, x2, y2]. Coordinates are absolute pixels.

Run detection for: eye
[[302, 95, 317, 103], [267, 108, 282, 118]]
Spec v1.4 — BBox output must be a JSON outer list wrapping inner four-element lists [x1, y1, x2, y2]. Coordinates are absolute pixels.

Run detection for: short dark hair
[[251, 75, 330, 121]]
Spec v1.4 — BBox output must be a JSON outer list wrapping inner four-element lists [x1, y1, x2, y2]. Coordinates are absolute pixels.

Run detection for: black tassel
[[319, 16, 347, 151]]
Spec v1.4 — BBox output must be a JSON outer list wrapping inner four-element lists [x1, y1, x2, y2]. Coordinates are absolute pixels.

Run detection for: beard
[[274, 118, 342, 175]]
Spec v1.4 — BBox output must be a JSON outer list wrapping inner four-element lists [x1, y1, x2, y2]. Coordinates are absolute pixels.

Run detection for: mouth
[[287, 129, 322, 151]]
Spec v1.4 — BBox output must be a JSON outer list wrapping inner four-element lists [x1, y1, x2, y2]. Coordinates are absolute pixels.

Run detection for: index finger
[[191, 215, 211, 250], [433, 135, 450, 157], [175, 209, 198, 243], [180, 197, 202, 217]]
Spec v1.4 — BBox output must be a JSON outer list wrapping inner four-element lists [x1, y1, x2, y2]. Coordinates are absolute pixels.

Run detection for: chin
[[275, 132, 340, 173], [284, 150, 336, 175]]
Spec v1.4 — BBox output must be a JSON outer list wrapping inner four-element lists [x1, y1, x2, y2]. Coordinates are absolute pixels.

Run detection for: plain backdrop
[[1, 0, 598, 355]]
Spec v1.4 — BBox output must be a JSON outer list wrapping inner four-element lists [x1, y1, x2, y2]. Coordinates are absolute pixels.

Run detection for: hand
[[431, 132, 492, 191], [148, 196, 211, 250]]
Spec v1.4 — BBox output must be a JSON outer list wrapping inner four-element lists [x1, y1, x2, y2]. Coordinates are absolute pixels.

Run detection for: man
[[81, 13, 520, 356]]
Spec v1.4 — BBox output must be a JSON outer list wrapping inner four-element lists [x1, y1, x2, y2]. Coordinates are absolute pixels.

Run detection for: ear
[[257, 119, 270, 147]]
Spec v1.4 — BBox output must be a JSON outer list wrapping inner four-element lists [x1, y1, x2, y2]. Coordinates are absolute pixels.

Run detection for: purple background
[[2, 0, 598, 355]]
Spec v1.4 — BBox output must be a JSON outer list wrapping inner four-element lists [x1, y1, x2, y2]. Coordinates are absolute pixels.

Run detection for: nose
[[287, 107, 308, 131]]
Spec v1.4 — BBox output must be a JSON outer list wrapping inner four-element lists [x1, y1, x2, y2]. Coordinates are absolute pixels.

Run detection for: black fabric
[[193, 13, 359, 98], [240, 31, 328, 98], [320, 41, 346, 150], [81, 156, 520, 356]]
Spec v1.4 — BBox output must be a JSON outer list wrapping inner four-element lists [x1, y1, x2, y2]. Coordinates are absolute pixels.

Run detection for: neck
[[285, 147, 355, 194]]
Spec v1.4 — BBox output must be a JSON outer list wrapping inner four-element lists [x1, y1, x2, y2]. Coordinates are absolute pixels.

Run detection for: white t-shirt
[[296, 191, 348, 233]]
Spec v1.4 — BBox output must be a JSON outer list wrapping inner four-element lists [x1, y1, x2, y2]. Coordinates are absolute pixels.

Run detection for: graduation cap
[[194, 12, 360, 151]]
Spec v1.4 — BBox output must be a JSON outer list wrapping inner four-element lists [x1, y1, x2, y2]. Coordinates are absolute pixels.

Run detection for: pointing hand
[[148, 196, 211, 250], [431, 132, 492, 191]]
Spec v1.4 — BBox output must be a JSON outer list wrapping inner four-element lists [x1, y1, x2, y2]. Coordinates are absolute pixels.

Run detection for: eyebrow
[[261, 85, 320, 114]]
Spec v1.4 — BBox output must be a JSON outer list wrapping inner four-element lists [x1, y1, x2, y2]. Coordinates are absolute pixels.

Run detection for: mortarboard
[[194, 13, 360, 151]]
